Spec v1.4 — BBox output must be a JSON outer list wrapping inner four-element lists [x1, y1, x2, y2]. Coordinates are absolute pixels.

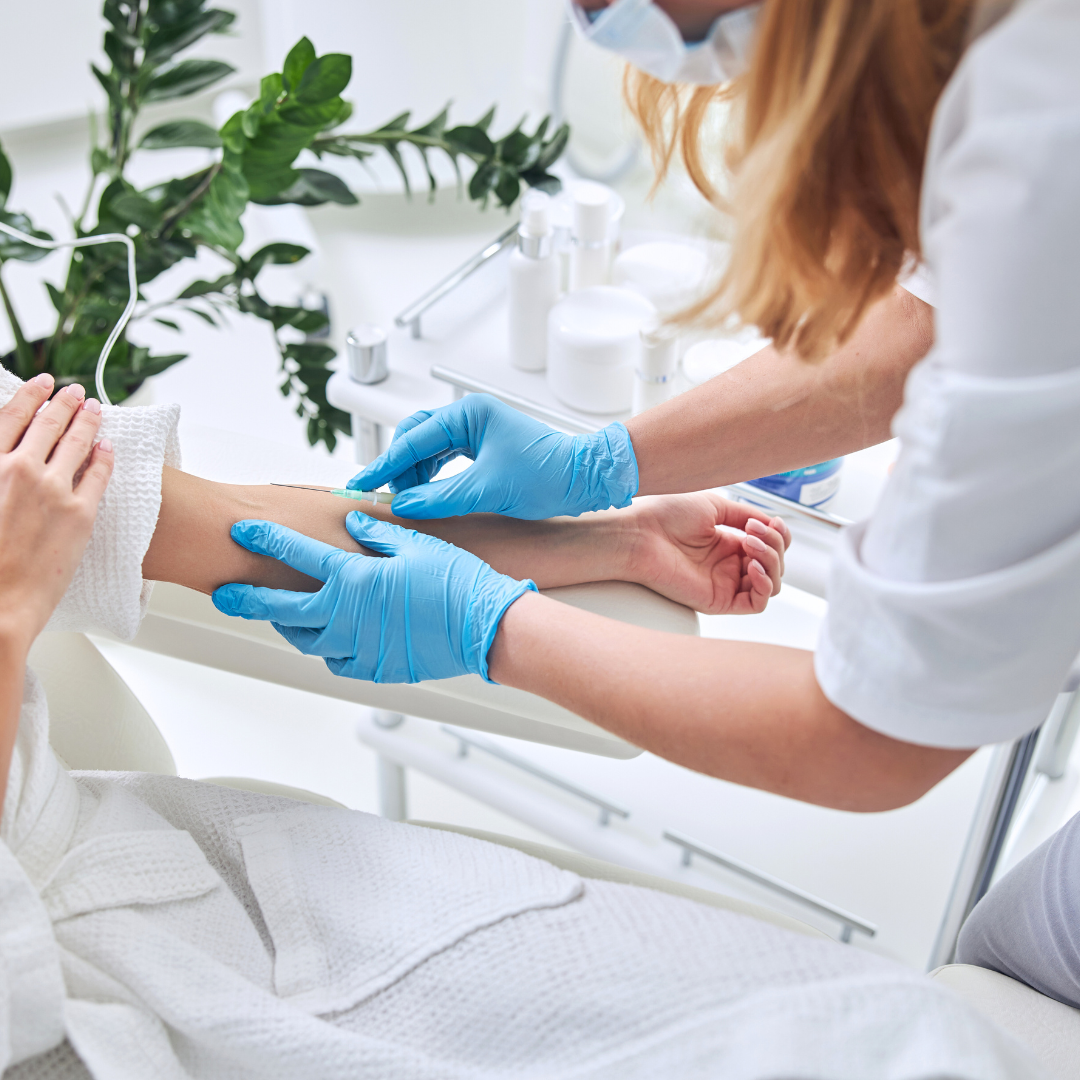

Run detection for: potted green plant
[[0, 0, 568, 450]]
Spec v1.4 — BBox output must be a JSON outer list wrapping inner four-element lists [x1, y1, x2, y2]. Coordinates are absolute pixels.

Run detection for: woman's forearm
[[142, 468, 635, 594], [0, 633, 29, 811], [629, 286, 934, 495], [487, 591, 968, 812]]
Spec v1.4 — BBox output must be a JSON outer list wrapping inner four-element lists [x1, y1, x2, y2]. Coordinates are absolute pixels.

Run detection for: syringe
[[271, 483, 394, 505]]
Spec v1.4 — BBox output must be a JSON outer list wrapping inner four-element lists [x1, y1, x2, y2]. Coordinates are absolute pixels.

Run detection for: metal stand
[[374, 711, 407, 820], [352, 416, 382, 466], [928, 726, 1042, 969]]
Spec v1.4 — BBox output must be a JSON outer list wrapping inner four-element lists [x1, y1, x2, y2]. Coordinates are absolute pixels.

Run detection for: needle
[[271, 483, 394, 505]]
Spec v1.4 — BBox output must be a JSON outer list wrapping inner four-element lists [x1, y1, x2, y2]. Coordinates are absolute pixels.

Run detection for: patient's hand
[[624, 493, 790, 615]]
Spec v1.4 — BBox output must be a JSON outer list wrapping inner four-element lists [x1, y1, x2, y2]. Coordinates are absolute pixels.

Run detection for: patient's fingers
[[741, 559, 773, 614], [213, 583, 329, 627], [230, 519, 346, 583], [73, 438, 114, 506], [743, 518, 784, 591], [19, 383, 86, 460], [49, 398, 103, 479], [0, 373, 55, 453]]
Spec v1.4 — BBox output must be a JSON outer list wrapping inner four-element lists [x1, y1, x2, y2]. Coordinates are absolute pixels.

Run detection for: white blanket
[[0, 369, 1046, 1078]]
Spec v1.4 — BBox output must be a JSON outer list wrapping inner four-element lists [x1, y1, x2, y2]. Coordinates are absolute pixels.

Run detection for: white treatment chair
[[30, 630, 1080, 1078]]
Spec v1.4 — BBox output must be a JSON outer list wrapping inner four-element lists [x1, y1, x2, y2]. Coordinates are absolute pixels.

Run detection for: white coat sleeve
[[0, 368, 181, 641], [815, 0, 1080, 748]]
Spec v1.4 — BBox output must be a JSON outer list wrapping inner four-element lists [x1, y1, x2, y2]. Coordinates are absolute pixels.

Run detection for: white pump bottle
[[508, 190, 560, 372]]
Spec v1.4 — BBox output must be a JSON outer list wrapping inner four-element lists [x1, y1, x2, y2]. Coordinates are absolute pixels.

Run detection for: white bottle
[[569, 181, 612, 292], [633, 319, 678, 415], [508, 190, 560, 372]]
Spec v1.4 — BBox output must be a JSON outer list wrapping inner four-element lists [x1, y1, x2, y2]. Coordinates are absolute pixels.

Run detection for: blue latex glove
[[349, 393, 639, 520], [211, 515, 536, 684]]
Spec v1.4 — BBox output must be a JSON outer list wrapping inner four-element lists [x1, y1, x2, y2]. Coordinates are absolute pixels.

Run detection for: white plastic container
[[612, 241, 710, 315], [508, 191, 559, 372], [569, 181, 614, 291], [547, 287, 657, 415], [551, 181, 624, 292], [633, 320, 678, 415]]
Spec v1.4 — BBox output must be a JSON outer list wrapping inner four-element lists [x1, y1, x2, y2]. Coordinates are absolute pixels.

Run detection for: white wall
[[0, 0, 265, 133]]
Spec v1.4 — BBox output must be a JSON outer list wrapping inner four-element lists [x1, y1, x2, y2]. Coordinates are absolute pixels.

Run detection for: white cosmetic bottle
[[508, 190, 559, 372], [633, 319, 678, 415], [569, 181, 612, 291]]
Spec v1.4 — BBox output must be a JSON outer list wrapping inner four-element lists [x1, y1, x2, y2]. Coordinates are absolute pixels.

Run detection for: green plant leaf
[[468, 161, 498, 201], [243, 242, 310, 277], [445, 126, 495, 158], [177, 159, 249, 252], [494, 167, 520, 208], [0, 211, 52, 262], [282, 36, 316, 93], [414, 105, 450, 138], [108, 191, 161, 230], [153, 317, 181, 331], [535, 123, 570, 171], [91, 64, 121, 107], [144, 59, 235, 103], [258, 168, 357, 207], [91, 147, 112, 176], [139, 120, 222, 150], [498, 129, 532, 168], [0, 141, 11, 208], [145, 8, 236, 64], [179, 274, 237, 299], [46, 283, 65, 312], [294, 54, 352, 104]]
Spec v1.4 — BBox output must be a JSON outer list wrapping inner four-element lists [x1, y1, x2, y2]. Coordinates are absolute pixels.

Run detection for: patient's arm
[[143, 468, 788, 616], [143, 467, 641, 595]]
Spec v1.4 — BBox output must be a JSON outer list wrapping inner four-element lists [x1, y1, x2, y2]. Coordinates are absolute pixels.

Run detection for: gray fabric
[[958, 811, 1080, 1008]]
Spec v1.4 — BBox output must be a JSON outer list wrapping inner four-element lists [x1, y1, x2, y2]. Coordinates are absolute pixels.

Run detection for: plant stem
[[159, 163, 221, 236], [0, 268, 35, 377]]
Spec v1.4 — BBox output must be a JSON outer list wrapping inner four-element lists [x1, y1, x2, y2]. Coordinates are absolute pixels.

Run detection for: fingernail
[[83, 397, 101, 415], [750, 559, 765, 575], [31, 372, 54, 388], [745, 534, 768, 553], [746, 518, 766, 534], [98, 437, 113, 453], [64, 383, 86, 400]]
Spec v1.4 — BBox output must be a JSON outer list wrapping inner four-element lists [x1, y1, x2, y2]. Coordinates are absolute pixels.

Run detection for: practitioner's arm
[[628, 286, 934, 494], [143, 469, 790, 616], [487, 593, 971, 812]]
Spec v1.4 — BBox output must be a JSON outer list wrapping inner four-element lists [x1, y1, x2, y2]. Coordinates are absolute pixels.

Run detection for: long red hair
[[625, 0, 976, 359]]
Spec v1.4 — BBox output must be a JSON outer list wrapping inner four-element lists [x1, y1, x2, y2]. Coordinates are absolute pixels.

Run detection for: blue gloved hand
[[211, 515, 536, 684], [348, 394, 639, 520]]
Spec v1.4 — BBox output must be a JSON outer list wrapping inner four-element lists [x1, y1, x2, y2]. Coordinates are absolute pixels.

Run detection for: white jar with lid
[[547, 286, 657, 415]]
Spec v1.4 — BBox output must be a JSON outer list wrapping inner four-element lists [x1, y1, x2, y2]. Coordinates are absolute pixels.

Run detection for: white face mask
[[569, 0, 760, 86]]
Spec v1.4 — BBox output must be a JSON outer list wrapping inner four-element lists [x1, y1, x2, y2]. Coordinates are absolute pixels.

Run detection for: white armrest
[[930, 964, 1080, 1080], [120, 579, 697, 758]]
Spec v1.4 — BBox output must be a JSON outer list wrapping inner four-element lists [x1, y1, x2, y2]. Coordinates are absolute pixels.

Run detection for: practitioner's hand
[[348, 394, 638, 520], [0, 376, 114, 651], [212, 514, 536, 683], [625, 493, 791, 615]]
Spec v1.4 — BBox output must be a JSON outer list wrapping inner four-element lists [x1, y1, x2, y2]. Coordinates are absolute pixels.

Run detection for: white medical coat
[[817, 0, 1080, 748]]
